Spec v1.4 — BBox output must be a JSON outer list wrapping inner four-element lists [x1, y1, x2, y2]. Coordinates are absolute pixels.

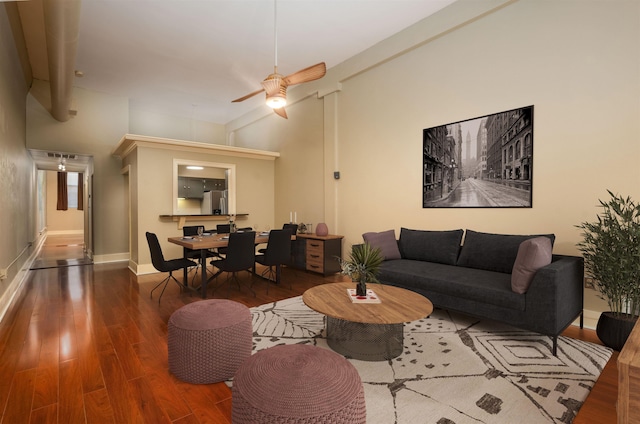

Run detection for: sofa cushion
[[398, 228, 464, 265], [457, 230, 556, 274], [362, 229, 401, 260], [378, 259, 524, 311], [511, 237, 553, 294]]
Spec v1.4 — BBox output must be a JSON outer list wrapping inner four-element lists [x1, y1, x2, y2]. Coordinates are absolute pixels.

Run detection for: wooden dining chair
[[254, 228, 293, 293], [146, 232, 197, 303], [208, 231, 256, 296]]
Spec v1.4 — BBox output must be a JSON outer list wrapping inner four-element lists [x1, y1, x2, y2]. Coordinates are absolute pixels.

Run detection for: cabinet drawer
[[306, 241, 323, 259], [306, 257, 324, 272], [306, 240, 324, 253], [306, 249, 324, 262], [294, 234, 343, 276]]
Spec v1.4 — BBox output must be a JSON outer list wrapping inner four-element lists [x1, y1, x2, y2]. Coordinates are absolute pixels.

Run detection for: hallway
[[30, 235, 92, 270]]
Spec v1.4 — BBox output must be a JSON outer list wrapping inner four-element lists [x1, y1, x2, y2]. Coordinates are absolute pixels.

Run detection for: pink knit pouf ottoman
[[168, 299, 252, 384], [232, 344, 366, 423]]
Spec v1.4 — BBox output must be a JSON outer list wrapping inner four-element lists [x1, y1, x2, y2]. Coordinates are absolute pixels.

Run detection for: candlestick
[[294, 212, 297, 223], [290, 211, 292, 223]]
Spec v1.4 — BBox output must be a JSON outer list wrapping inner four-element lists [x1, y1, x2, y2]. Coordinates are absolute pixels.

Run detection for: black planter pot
[[596, 311, 638, 351]]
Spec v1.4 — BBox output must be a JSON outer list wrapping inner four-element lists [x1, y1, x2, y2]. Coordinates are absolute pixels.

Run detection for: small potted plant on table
[[338, 243, 384, 297], [576, 190, 640, 351]]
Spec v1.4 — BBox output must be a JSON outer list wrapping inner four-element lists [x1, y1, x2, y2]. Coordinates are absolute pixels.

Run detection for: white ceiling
[[22, 0, 456, 125], [28, 149, 93, 173]]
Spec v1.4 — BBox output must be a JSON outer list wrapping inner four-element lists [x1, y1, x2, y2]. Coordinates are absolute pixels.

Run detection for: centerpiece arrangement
[[338, 243, 384, 297], [576, 190, 640, 350]]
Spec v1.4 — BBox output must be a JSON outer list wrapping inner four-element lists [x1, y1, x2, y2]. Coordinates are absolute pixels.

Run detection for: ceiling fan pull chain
[[230, 0, 326, 119]]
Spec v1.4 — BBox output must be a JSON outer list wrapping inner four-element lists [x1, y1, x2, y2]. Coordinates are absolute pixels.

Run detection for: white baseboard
[[0, 235, 46, 324], [47, 230, 84, 235], [135, 263, 157, 275], [571, 309, 601, 330], [93, 252, 130, 264]]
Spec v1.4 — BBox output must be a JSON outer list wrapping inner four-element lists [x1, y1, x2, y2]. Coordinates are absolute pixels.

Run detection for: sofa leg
[[552, 336, 558, 356], [580, 312, 584, 329]]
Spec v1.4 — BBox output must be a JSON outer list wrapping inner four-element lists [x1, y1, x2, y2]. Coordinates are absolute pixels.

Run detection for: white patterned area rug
[[240, 296, 612, 424]]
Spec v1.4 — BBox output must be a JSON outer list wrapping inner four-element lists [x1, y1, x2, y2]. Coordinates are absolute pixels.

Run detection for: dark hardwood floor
[[0, 236, 617, 423]]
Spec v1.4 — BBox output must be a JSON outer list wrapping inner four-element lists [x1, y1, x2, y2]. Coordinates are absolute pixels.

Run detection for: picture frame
[[422, 105, 534, 208]]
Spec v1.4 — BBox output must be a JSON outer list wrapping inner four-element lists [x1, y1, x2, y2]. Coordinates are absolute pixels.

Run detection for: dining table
[[168, 231, 270, 298]]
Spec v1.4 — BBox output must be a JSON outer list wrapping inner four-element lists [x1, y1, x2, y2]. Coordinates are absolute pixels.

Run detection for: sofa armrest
[[523, 255, 584, 335]]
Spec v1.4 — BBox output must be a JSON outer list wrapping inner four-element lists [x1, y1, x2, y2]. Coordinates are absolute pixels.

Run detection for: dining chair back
[[183, 225, 203, 236], [182, 225, 204, 258], [216, 224, 232, 257], [258, 223, 297, 255], [216, 224, 231, 234], [282, 223, 298, 235], [282, 224, 299, 267], [146, 232, 196, 303], [254, 228, 293, 293], [209, 231, 256, 296], [182, 225, 217, 283]]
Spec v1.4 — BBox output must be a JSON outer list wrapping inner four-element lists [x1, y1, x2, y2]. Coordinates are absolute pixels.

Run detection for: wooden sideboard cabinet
[[293, 234, 344, 276]]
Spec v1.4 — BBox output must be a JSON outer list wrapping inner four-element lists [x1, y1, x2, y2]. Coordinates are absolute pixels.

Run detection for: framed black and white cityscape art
[[422, 105, 534, 208]]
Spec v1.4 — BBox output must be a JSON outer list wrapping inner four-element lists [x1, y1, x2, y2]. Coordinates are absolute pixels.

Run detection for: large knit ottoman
[[232, 344, 366, 423], [168, 299, 252, 384]]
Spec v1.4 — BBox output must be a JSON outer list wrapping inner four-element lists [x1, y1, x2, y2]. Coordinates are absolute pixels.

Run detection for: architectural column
[[321, 86, 340, 236]]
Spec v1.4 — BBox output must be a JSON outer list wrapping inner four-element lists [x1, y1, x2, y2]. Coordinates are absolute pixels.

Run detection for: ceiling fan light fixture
[[266, 93, 287, 109], [231, 0, 325, 119]]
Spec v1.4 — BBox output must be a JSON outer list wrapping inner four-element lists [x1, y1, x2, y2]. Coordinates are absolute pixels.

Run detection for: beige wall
[[129, 109, 226, 143], [131, 145, 275, 273], [233, 96, 325, 231], [123, 149, 137, 264], [44, 170, 83, 233], [26, 82, 130, 262], [227, 0, 640, 320], [335, 0, 640, 252], [229, 0, 640, 253]]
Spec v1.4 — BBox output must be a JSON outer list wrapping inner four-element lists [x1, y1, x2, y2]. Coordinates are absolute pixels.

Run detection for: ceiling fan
[[231, 0, 326, 119]]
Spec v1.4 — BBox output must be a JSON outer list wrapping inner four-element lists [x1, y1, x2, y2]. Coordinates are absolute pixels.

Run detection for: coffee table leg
[[325, 317, 403, 361]]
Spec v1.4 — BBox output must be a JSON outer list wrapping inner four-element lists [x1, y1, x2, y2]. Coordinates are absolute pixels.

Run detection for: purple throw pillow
[[511, 237, 553, 294], [362, 230, 401, 260]]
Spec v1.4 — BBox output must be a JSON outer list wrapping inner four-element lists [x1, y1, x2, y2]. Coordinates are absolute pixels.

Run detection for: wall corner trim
[[112, 134, 281, 161]]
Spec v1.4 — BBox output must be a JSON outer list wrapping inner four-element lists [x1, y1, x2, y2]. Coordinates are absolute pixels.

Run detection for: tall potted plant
[[338, 243, 384, 297], [576, 190, 640, 350]]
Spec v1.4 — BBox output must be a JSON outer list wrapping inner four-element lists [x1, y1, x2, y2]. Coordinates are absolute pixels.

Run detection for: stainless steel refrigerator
[[201, 190, 227, 215]]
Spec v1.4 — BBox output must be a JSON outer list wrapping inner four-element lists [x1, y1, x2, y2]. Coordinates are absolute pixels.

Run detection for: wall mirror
[[173, 159, 236, 215]]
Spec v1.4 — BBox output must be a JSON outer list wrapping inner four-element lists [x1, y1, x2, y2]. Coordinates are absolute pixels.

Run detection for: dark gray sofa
[[368, 228, 584, 356]]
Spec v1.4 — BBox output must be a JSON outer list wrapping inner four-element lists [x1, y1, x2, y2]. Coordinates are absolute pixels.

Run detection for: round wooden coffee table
[[302, 282, 433, 361]]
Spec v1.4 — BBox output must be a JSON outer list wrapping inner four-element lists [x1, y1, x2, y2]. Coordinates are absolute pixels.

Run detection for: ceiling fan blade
[[274, 107, 288, 119], [232, 88, 265, 103], [283, 62, 326, 86]]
